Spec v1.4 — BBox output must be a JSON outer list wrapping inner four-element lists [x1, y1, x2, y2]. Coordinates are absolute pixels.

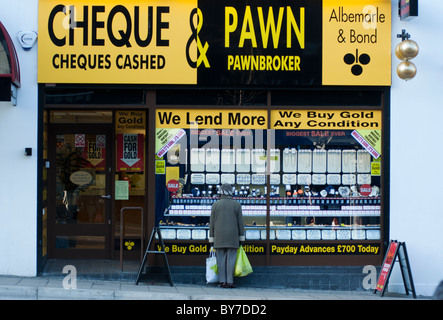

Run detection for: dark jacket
[[209, 195, 245, 248]]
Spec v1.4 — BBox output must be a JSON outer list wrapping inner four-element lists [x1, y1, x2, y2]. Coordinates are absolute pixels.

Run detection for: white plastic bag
[[206, 247, 218, 283]]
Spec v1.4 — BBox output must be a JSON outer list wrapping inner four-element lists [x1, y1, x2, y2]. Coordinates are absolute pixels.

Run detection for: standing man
[[209, 183, 245, 288]]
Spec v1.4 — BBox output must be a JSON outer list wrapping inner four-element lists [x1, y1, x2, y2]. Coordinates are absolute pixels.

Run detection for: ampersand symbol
[[186, 8, 210, 68], [337, 29, 346, 43]]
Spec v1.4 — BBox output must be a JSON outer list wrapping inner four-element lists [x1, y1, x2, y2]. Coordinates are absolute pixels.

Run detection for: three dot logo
[[125, 241, 135, 250], [344, 49, 371, 76]]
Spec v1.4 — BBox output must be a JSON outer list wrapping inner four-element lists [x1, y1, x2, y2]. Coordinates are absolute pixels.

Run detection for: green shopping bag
[[234, 246, 253, 277]]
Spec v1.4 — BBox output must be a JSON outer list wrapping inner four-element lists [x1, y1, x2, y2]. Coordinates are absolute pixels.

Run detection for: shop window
[[114, 111, 146, 254], [156, 89, 267, 106], [55, 236, 105, 249], [0, 39, 10, 75], [155, 108, 382, 242], [53, 129, 111, 226], [270, 109, 382, 241], [0, 21, 20, 102], [271, 90, 382, 106], [45, 88, 145, 105], [49, 110, 112, 123]]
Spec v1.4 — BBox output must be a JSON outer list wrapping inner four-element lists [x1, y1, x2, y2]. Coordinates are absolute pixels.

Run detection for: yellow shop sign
[[38, 0, 197, 84], [322, 0, 391, 85], [38, 0, 391, 86], [156, 109, 268, 129], [271, 110, 382, 130]]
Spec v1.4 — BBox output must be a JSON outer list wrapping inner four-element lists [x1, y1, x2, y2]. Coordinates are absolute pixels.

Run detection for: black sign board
[[197, 0, 322, 87], [136, 227, 174, 286], [374, 240, 416, 298], [399, 0, 418, 20]]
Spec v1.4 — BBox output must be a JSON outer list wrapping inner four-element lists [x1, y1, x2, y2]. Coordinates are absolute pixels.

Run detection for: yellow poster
[[271, 110, 381, 130], [155, 160, 166, 174], [351, 129, 381, 159], [156, 109, 268, 129], [371, 160, 381, 176], [155, 128, 185, 157], [322, 0, 391, 86], [116, 110, 145, 133], [38, 0, 197, 84], [166, 166, 180, 184]]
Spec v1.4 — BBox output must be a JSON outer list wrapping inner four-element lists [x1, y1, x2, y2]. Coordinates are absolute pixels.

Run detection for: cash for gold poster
[[117, 133, 144, 171], [82, 140, 106, 171]]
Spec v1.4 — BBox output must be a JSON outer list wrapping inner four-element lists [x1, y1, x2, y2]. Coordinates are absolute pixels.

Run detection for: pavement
[[0, 274, 430, 301]]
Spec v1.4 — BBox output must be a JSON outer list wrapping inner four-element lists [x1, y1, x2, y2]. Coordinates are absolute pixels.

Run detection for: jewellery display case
[[159, 146, 381, 241]]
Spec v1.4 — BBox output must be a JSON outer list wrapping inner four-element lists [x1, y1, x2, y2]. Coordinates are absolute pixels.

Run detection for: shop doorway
[[48, 123, 114, 259]]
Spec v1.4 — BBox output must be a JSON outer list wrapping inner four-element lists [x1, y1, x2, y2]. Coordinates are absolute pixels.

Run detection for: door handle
[[101, 195, 112, 199]]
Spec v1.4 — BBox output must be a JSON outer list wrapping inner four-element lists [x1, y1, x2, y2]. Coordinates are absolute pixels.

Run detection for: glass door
[[48, 124, 113, 259]]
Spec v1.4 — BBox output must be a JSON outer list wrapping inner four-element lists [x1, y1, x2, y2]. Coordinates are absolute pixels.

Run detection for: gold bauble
[[395, 43, 405, 60], [396, 40, 419, 60], [397, 60, 417, 80]]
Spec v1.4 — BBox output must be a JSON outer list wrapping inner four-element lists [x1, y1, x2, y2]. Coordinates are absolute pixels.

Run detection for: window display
[[155, 109, 382, 243]]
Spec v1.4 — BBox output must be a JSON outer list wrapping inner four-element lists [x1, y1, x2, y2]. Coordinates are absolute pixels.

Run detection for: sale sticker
[[359, 184, 372, 196], [167, 179, 180, 193]]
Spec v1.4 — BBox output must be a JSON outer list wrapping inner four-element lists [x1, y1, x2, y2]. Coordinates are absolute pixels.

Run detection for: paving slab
[[37, 287, 115, 300], [0, 285, 37, 300], [0, 275, 430, 301]]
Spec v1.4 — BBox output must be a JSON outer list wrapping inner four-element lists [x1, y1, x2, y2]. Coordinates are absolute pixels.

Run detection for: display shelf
[[165, 196, 381, 218], [157, 225, 381, 241], [269, 226, 380, 241], [163, 194, 381, 241]]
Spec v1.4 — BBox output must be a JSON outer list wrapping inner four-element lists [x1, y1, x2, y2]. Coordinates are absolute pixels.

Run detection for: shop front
[[37, 0, 391, 272]]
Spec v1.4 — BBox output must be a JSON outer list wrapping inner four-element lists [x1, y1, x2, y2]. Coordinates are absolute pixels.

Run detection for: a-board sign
[[374, 240, 416, 298], [397, 242, 416, 298], [375, 240, 398, 293]]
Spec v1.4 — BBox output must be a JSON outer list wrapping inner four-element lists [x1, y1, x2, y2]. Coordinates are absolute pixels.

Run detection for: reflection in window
[[50, 111, 112, 123], [55, 133, 107, 224], [0, 38, 11, 74], [56, 236, 105, 249]]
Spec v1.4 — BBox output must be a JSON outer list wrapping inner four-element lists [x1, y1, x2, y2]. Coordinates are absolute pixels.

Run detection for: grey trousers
[[215, 248, 237, 284]]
